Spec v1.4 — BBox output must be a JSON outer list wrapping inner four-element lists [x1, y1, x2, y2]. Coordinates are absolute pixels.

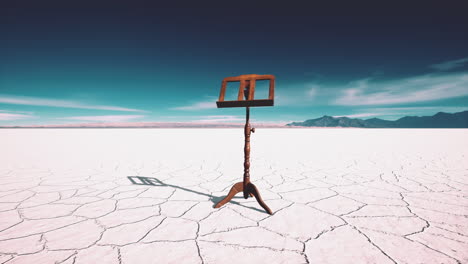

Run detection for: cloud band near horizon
[[0, 95, 146, 112]]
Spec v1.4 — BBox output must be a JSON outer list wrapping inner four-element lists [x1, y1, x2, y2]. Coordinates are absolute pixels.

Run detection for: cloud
[[171, 101, 216, 110], [332, 106, 468, 121], [0, 109, 34, 114], [0, 113, 34, 121], [363, 106, 468, 113], [192, 115, 243, 122], [334, 72, 468, 106], [306, 85, 319, 98], [275, 83, 322, 106], [59, 115, 145, 122], [0, 95, 146, 112], [333, 113, 379, 118], [430, 57, 468, 71]]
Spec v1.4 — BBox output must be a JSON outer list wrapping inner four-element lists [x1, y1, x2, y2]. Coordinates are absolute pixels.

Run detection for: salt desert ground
[[1, 128, 467, 264]]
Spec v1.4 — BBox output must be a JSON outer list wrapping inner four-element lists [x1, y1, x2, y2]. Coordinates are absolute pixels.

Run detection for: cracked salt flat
[[1, 128, 467, 264]]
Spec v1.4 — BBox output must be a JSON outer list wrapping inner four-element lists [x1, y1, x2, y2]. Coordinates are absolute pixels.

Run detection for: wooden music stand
[[214, 74, 275, 215]]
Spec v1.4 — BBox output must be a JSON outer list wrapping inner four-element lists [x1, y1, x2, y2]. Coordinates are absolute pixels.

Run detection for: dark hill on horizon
[[287, 110, 468, 128]]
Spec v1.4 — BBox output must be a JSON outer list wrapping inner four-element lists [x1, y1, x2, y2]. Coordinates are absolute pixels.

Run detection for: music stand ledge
[[213, 74, 275, 215]]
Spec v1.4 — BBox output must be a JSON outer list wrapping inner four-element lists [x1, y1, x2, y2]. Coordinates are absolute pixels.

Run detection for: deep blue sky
[[1, 1, 468, 125]]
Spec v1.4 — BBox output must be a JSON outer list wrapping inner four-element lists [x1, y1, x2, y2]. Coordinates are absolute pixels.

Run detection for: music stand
[[214, 74, 275, 215]]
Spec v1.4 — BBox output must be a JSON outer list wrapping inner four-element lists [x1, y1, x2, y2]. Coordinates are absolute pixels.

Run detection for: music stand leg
[[213, 107, 273, 215]]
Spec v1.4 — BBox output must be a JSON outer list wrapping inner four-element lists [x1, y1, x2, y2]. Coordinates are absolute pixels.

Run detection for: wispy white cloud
[[333, 106, 468, 121], [275, 83, 322, 106], [306, 84, 319, 98], [190, 115, 243, 122], [171, 101, 216, 110], [430, 57, 468, 71], [363, 106, 468, 113], [0, 113, 34, 121], [333, 113, 379, 118], [59, 115, 145, 122], [0, 95, 146, 112], [334, 72, 468, 105], [0, 109, 34, 115]]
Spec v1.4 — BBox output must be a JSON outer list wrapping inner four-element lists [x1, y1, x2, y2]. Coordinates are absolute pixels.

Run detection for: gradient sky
[[1, 1, 468, 126]]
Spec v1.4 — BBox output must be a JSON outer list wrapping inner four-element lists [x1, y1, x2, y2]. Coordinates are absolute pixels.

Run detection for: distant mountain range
[[287, 110, 468, 128]]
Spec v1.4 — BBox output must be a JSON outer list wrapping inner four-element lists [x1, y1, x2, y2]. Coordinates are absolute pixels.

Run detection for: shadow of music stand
[[214, 74, 275, 215]]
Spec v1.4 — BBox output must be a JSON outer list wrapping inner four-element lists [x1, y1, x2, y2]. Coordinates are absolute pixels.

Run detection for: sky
[[1, 1, 468, 126]]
